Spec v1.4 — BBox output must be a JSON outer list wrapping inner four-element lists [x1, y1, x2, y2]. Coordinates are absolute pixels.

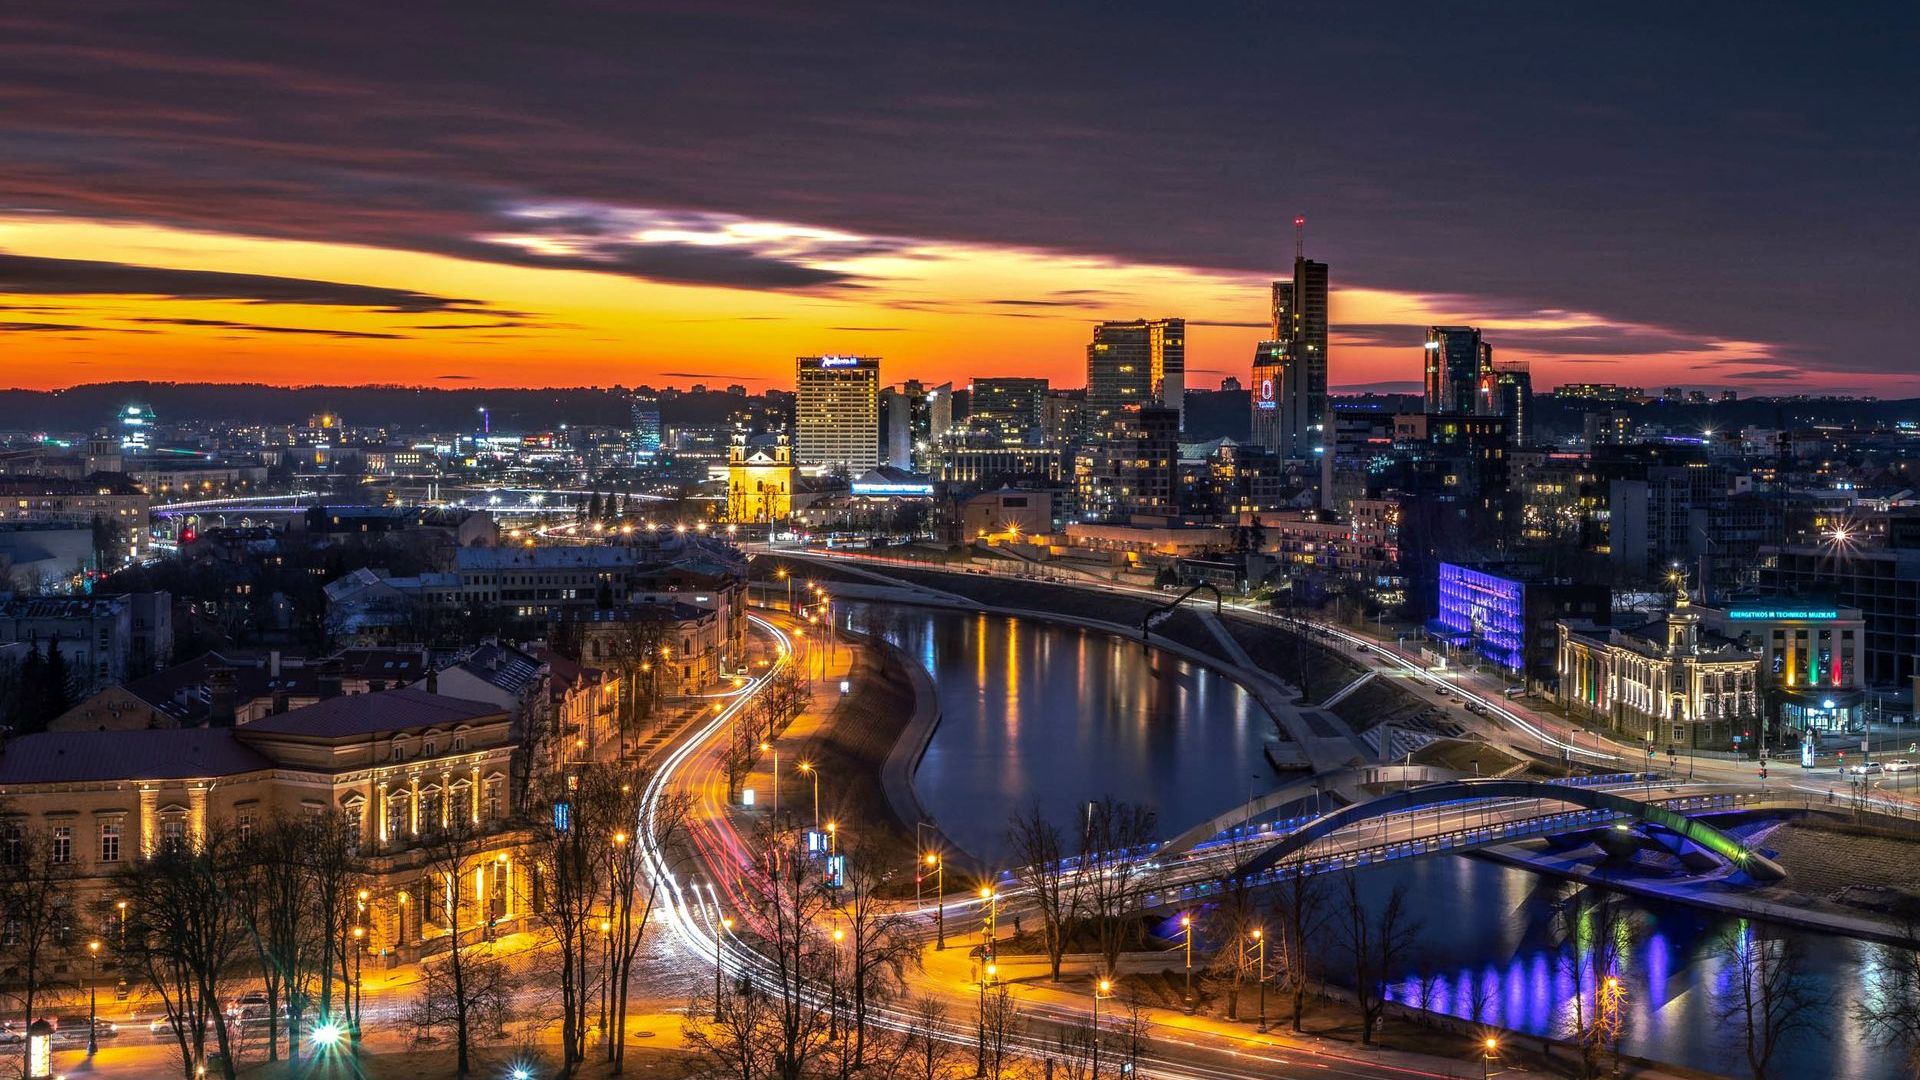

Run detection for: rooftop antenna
[[1293, 215, 1305, 262]]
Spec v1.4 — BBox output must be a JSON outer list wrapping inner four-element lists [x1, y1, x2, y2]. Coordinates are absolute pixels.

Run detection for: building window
[[236, 806, 258, 840], [50, 825, 72, 864], [1, 823, 23, 865], [484, 779, 503, 822], [99, 821, 122, 863], [160, 815, 187, 852]]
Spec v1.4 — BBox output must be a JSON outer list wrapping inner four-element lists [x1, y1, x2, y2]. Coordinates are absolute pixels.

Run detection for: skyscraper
[[1257, 250, 1328, 460], [1085, 319, 1185, 439], [1489, 363, 1533, 447], [970, 377, 1048, 445], [628, 399, 661, 461], [1423, 326, 1485, 413], [794, 355, 880, 472]]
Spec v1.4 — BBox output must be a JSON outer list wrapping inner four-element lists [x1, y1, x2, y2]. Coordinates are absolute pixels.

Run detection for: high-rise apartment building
[[794, 356, 880, 472], [1424, 326, 1486, 414], [1257, 255, 1329, 460], [1085, 319, 1185, 439], [970, 377, 1048, 445], [628, 400, 662, 461], [1489, 363, 1532, 447]]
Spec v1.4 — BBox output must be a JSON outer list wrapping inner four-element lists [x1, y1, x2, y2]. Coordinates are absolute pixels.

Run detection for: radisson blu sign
[[1726, 606, 1840, 621]]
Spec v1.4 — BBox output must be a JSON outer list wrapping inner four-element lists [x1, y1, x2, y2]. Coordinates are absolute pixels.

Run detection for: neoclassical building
[[1556, 590, 1762, 751], [0, 688, 531, 961]]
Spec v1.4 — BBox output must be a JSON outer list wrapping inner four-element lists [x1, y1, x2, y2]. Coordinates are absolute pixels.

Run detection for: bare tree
[[231, 814, 323, 1062], [1716, 926, 1824, 1080], [408, 948, 517, 1049], [113, 833, 251, 1080], [1205, 830, 1262, 1021], [1007, 801, 1074, 981], [979, 981, 1022, 1080], [532, 789, 601, 1074], [1271, 852, 1326, 1032], [1335, 872, 1419, 1046], [901, 995, 966, 1080], [1114, 994, 1153, 1078], [841, 839, 919, 1068], [1078, 796, 1158, 978], [302, 811, 367, 1045], [684, 977, 774, 1080], [1856, 921, 1920, 1075], [609, 778, 690, 1072], [740, 820, 837, 1080], [415, 811, 495, 1076], [1557, 888, 1634, 1079], [0, 823, 74, 1080]]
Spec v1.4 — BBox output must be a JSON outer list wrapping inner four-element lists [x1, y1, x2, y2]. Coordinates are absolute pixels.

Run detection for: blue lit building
[[1434, 562, 1609, 686]]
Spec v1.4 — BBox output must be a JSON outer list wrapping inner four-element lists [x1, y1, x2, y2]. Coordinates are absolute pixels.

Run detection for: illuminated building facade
[[794, 355, 880, 472], [1556, 587, 1761, 750], [1267, 255, 1328, 459], [1700, 602, 1866, 734], [1435, 562, 1609, 685], [726, 439, 794, 524], [1085, 319, 1185, 438]]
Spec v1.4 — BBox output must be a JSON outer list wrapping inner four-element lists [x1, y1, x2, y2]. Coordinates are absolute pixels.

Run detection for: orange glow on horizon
[[0, 213, 1899, 396]]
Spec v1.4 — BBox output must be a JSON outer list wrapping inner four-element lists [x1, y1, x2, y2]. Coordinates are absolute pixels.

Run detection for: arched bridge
[[1159, 764, 1465, 859], [1233, 778, 1787, 882]]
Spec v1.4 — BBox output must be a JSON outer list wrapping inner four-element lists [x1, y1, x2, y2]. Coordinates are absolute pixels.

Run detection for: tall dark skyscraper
[[1085, 318, 1185, 439], [1423, 326, 1486, 413], [1253, 239, 1328, 461]]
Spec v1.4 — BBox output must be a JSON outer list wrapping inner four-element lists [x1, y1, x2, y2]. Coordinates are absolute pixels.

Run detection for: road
[[642, 609, 1542, 1079]]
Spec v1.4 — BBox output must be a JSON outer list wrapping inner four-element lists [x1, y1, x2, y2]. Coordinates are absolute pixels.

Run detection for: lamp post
[[1483, 1035, 1499, 1080], [116, 900, 127, 947], [826, 821, 837, 858], [599, 918, 612, 1045], [927, 853, 945, 950], [798, 761, 820, 829], [1180, 914, 1195, 1011], [86, 939, 101, 1056], [979, 886, 998, 962], [1251, 928, 1267, 1032], [761, 742, 779, 821], [975, 960, 997, 1077], [714, 916, 734, 1018], [1092, 977, 1112, 1080], [350, 925, 365, 1043]]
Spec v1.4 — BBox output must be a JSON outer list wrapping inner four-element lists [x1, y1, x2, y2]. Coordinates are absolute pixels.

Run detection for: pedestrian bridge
[[1230, 778, 1787, 882]]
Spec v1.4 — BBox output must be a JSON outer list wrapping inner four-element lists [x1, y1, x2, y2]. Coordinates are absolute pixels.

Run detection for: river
[[845, 600, 1907, 1079]]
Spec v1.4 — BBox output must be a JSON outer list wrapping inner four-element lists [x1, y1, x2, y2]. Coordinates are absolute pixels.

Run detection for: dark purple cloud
[[0, 3, 1912, 376], [0, 252, 488, 312]]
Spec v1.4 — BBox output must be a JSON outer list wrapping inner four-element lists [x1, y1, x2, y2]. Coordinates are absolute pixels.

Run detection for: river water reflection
[[849, 601, 1905, 1079]]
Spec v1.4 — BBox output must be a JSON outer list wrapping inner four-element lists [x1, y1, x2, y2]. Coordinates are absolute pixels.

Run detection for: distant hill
[[0, 382, 775, 434]]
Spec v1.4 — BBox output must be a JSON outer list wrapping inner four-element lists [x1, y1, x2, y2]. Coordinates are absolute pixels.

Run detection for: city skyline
[[2, 5, 1915, 396]]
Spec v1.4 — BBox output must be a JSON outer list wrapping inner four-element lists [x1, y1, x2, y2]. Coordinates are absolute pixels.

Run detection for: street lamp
[[1093, 977, 1113, 1080], [350, 925, 365, 1041], [979, 885, 998, 962], [1179, 914, 1195, 1010], [761, 742, 779, 820], [926, 853, 945, 950], [826, 820, 838, 857], [116, 899, 127, 946], [86, 939, 101, 1056], [1251, 928, 1267, 1032], [1482, 1034, 1500, 1080], [714, 916, 735, 1018], [976, 960, 998, 1077], [798, 761, 820, 828]]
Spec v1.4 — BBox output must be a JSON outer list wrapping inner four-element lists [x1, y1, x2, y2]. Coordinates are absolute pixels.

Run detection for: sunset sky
[[0, 4, 1914, 396]]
